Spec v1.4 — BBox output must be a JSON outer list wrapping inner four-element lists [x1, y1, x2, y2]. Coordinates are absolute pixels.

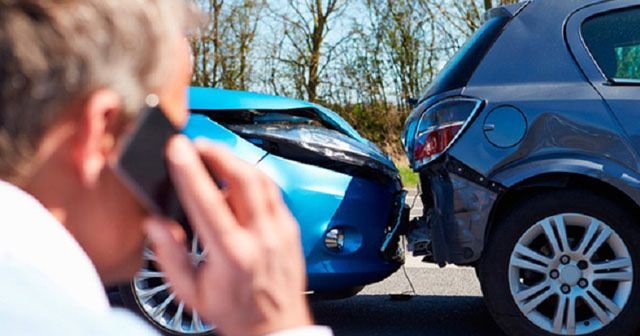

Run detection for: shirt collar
[[0, 180, 110, 313]]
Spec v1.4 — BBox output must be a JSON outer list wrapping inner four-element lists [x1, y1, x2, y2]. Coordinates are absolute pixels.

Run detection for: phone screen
[[113, 104, 186, 222]]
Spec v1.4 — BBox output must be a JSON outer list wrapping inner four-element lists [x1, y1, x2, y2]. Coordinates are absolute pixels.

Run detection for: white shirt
[[0, 181, 331, 336]]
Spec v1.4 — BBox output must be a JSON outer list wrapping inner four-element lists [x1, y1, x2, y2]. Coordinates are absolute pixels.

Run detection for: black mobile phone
[[113, 104, 187, 223]]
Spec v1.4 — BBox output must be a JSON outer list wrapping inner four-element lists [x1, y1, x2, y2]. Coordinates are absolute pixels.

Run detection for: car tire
[[118, 282, 214, 336], [119, 236, 216, 336], [479, 189, 640, 336]]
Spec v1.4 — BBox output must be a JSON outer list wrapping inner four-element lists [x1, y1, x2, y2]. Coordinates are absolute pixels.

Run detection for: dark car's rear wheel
[[480, 190, 640, 336], [119, 235, 215, 336]]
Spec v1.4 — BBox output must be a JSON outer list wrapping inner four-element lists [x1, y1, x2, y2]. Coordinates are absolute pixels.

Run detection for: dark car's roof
[[520, 0, 611, 11]]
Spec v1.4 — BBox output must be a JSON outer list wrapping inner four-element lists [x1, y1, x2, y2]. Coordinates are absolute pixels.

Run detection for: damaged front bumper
[[381, 190, 410, 262], [408, 155, 505, 266], [243, 124, 406, 290]]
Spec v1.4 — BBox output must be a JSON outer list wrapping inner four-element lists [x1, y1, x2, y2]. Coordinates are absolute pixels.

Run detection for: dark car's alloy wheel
[[480, 191, 640, 336], [120, 235, 215, 335], [509, 213, 631, 334]]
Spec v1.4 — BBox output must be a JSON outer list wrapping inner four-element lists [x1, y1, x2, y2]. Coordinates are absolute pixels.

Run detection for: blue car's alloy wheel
[[120, 235, 215, 335]]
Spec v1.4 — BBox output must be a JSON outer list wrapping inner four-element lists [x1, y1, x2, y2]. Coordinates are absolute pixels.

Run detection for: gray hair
[[0, 0, 198, 182]]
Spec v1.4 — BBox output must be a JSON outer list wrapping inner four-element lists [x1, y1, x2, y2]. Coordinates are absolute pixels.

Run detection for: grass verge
[[399, 165, 419, 188]]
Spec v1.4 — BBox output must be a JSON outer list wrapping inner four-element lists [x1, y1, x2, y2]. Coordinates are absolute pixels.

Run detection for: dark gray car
[[402, 0, 640, 335]]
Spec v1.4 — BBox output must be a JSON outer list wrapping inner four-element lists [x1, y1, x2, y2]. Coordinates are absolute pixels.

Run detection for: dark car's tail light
[[413, 97, 482, 169]]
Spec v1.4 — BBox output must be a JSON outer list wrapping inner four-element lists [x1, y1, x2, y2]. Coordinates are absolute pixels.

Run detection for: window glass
[[615, 45, 640, 79], [582, 7, 640, 80]]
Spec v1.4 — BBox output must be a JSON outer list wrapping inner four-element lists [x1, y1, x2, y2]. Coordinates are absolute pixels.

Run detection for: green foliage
[[616, 45, 640, 79], [399, 165, 419, 187], [326, 102, 408, 159]]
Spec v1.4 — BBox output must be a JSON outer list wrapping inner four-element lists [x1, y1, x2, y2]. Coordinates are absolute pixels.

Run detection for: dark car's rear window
[[582, 6, 640, 82], [419, 12, 511, 101]]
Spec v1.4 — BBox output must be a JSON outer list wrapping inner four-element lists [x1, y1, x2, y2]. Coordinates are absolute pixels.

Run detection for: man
[[0, 1, 331, 335]]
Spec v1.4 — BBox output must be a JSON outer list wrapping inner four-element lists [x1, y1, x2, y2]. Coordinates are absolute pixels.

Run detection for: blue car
[[116, 87, 406, 335]]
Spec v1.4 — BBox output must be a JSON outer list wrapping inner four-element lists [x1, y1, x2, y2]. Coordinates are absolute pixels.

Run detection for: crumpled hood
[[228, 124, 399, 183], [189, 87, 398, 183], [190, 87, 363, 139]]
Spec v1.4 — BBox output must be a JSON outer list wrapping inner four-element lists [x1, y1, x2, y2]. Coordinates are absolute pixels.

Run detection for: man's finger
[[145, 217, 197, 306], [165, 135, 238, 249], [194, 140, 271, 228]]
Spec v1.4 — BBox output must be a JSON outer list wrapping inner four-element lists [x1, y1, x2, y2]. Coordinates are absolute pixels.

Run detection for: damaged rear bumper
[[409, 156, 504, 265]]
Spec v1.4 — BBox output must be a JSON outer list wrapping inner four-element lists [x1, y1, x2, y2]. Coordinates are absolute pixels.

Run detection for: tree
[[190, 0, 224, 87], [220, 0, 265, 90], [269, 0, 349, 102], [190, 0, 266, 90], [334, 26, 389, 107], [364, 0, 439, 110]]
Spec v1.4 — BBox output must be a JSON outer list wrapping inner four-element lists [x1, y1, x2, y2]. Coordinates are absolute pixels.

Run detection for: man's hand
[[145, 135, 313, 336]]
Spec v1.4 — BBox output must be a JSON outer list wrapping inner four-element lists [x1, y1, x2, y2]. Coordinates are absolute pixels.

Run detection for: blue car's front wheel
[[119, 236, 215, 336]]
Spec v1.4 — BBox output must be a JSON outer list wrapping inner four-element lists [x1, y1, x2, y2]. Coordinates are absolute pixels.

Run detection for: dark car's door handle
[[484, 124, 496, 131]]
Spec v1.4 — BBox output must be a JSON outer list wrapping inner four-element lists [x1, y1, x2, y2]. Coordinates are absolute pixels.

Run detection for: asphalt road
[[310, 261, 504, 336], [310, 189, 506, 336]]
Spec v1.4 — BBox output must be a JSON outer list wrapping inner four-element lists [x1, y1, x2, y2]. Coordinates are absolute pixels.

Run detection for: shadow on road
[[311, 294, 505, 336]]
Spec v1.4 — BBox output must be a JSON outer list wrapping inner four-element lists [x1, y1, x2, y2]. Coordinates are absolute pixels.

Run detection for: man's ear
[[71, 89, 122, 188]]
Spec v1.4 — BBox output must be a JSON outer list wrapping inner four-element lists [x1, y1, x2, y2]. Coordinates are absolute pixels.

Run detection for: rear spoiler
[[484, 1, 530, 21]]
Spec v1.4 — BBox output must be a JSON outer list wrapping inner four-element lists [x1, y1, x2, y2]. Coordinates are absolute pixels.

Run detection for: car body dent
[[455, 88, 639, 175], [421, 158, 498, 265], [447, 173, 497, 263], [491, 153, 640, 204]]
